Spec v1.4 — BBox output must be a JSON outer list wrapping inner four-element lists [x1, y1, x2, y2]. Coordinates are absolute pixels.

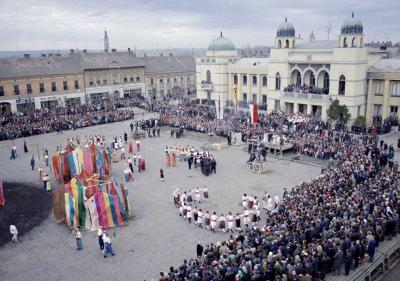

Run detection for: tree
[[327, 100, 351, 124], [353, 116, 366, 127]]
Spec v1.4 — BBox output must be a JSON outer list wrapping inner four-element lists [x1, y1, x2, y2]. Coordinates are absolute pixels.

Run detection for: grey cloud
[[0, 0, 398, 50]]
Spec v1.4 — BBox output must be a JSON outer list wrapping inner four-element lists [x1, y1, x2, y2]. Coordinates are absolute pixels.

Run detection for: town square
[[1, 1, 400, 281]]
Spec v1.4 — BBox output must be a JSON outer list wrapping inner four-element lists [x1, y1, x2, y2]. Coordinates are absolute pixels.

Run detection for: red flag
[[253, 103, 258, 123], [0, 178, 5, 206]]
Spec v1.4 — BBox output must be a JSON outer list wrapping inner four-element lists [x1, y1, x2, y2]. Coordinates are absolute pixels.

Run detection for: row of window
[[233, 74, 268, 87], [0, 80, 80, 96], [241, 93, 268, 103], [233, 73, 344, 94], [201, 58, 235, 63], [374, 80, 400, 96], [152, 76, 192, 85], [373, 104, 399, 116], [88, 75, 140, 86]]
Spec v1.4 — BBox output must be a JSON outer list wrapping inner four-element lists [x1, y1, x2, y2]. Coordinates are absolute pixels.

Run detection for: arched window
[[323, 73, 330, 90], [252, 76, 257, 86], [292, 40, 295, 48], [206, 70, 211, 83], [262, 76, 267, 87], [278, 40, 282, 49], [243, 75, 247, 86], [343, 37, 348, 48], [275, 73, 281, 90], [360, 38, 363, 48], [285, 39, 289, 48], [310, 72, 315, 87], [233, 74, 238, 85], [296, 72, 301, 85], [338, 75, 346, 95], [351, 37, 357, 47]]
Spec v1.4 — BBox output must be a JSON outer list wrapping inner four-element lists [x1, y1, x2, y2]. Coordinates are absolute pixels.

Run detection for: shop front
[[16, 98, 35, 113]]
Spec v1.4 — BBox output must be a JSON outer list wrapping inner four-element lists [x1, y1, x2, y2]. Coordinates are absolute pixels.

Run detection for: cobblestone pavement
[[4, 113, 398, 281]]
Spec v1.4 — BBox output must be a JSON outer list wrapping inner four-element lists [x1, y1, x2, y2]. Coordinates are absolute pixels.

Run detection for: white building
[[196, 13, 398, 123]]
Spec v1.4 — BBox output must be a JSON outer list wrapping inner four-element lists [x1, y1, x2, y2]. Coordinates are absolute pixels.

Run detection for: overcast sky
[[0, 0, 399, 51]]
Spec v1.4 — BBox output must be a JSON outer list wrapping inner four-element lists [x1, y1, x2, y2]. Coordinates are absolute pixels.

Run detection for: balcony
[[281, 91, 331, 102], [200, 81, 213, 91]]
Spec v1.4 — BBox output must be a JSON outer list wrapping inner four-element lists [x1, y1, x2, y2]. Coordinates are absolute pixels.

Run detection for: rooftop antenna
[[324, 15, 332, 40]]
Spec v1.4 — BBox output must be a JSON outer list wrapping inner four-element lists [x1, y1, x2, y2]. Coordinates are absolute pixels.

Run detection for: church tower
[[275, 18, 296, 49], [104, 29, 110, 52], [338, 12, 364, 48]]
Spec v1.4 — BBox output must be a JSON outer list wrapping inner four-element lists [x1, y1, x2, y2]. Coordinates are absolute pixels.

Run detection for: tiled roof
[[0, 52, 195, 79]]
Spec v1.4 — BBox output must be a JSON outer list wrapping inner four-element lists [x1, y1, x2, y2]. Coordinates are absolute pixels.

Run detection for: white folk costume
[[197, 210, 203, 227], [243, 209, 250, 226], [202, 187, 209, 201], [274, 195, 280, 209], [227, 214, 234, 233], [195, 188, 201, 202], [186, 206, 192, 223], [262, 192, 269, 210], [173, 189, 180, 207], [210, 214, 217, 232], [242, 194, 248, 208], [179, 204, 184, 216]]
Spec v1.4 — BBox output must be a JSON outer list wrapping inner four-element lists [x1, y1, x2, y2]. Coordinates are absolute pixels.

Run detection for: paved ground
[[0, 111, 398, 281]]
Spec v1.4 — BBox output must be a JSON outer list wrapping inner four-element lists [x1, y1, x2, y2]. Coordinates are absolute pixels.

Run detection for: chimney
[[128, 48, 131, 53], [111, 48, 116, 52], [23, 54, 30, 58]]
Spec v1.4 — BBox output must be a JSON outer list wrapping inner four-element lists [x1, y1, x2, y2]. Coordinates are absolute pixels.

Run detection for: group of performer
[[123, 154, 146, 182], [165, 146, 177, 167], [173, 188, 280, 233]]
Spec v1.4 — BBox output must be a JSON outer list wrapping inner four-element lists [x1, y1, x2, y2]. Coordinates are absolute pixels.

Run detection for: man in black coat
[[188, 154, 193, 170], [196, 242, 203, 258]]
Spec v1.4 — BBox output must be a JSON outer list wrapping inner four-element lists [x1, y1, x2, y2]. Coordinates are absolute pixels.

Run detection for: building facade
[[196, 14, 400, 124], [366, 60, 400, 124], [0, 52, 195, 113], [142, 55, 196, 101]]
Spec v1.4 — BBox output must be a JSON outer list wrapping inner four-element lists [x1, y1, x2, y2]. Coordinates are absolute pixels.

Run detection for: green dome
[[207, 32, 236, 51], [341, 12, 363, 34], [277, 18, 295, 37]]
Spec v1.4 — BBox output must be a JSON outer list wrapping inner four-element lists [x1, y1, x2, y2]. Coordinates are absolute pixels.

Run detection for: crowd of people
[[0, 97, 143, 141], [4, 97, 400, 280], [155, 103, 400, 280], [284, 84, 329, 95], [162, 138, 399, 280]]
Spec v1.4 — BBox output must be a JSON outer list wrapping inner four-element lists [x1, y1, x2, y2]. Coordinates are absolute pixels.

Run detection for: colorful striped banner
[[64, 193, 78, 229], [67, 153, 77, 177], [76, 180, 86, 227], [103, 192, 114, 227], [112, 195, 124, 226]]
